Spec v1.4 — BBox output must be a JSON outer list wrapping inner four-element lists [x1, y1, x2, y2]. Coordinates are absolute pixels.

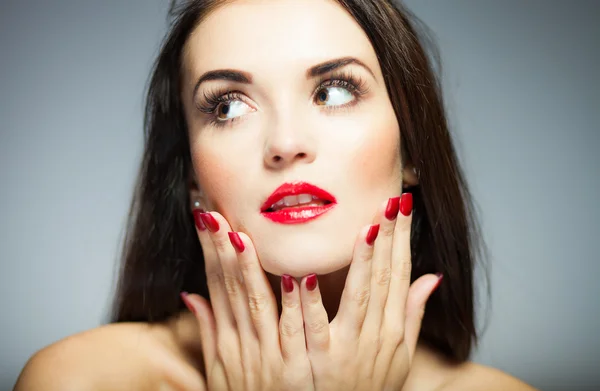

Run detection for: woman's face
[[181, 0, 406, 277]]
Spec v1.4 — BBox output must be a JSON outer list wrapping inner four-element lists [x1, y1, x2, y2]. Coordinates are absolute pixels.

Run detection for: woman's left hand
[[300, 194, 442, 391]]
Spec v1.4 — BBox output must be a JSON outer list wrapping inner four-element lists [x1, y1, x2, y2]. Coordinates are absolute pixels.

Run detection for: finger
[[279, 275, 307, 363], [333, 224, 378, 338], [373, 193, 414, 386], [404, 273, 442, 360], [181, 292, 217, 375], [300, 274, 330, 352], [381, 273, 441, 391], [232, 230, 280, 353], [194, 210, 244, 389], [192, 210, 236, 331], [192, 208, 217, 262], [361, 196, 400, 338], [204, 212, 265, 390], [384, 192, 414, 331], [203, 212, 256, 338]]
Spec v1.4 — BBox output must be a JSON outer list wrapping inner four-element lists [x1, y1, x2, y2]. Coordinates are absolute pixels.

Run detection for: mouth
[[260, 181, 337, 224]]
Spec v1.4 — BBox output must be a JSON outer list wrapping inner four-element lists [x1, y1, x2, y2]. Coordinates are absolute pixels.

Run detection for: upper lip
[[260, 181, 337, 212]]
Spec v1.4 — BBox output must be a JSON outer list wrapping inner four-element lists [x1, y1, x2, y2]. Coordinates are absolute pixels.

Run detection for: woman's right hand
[[181, 211, 314, 391]]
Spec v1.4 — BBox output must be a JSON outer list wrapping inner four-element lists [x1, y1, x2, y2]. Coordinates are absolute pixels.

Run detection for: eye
[[315, 86, 354, 107], [215, 100, 253, 121]]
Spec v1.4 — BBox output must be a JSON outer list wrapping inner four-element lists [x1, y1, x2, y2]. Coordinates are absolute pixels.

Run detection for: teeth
[[298, 194, 313, 204], [283, 195, 298, 207], [270, 194, 324, 210]]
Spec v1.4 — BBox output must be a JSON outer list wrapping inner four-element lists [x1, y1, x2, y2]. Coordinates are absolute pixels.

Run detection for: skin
[[181, 0, 536, 389], [181, 0, 421, 321], [182, 0, 409, 278], [12, 1, 537, 390], [179, 1, 439, 389], [177, 1, 536, 390]]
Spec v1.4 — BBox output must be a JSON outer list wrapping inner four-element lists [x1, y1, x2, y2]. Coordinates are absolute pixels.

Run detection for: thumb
[[404, 273, 443, 361]]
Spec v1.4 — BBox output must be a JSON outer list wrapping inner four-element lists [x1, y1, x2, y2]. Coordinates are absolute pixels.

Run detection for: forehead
[[182, 0, 381, 81]]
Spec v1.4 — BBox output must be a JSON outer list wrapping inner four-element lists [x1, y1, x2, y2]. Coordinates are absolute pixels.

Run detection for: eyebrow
[[192, 56, 376, 101]]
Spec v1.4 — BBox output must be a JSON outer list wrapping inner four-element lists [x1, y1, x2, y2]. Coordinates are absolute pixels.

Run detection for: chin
[[255, 234, 354, 278]]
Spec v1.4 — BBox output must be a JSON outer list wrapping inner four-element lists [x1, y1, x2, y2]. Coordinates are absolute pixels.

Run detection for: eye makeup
[[194, 68, 371, 129]]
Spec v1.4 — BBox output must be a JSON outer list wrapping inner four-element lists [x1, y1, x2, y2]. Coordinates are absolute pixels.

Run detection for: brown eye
[[314, 86, 354, 107], [316, 89, 329, 106], [216, 103, 231, 119], [214, 100, 253, 122]]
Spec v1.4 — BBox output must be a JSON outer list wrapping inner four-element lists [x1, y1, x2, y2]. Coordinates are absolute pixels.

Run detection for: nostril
[[298, 152, 306, 159], [273, 156, 282, 162]]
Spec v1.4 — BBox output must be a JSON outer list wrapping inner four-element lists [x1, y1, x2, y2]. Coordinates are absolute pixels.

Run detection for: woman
[[15, 0, 536, 390]]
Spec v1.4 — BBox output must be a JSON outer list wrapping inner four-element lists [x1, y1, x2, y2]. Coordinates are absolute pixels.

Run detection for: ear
[[402, 163, 419, 189], [188, 170, 207, 211]]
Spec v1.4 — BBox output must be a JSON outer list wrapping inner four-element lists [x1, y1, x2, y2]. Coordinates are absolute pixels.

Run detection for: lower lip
[[261, 203, 336, 224]]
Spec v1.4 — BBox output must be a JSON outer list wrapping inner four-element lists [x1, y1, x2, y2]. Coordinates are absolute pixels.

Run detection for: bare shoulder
[[14, 317, 205, 391], [443, 362, 539, 391]]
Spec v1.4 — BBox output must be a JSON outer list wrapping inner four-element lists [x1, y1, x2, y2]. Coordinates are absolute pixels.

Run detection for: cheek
[[351, 113, 402, 190], [191, 141, 241, 214]]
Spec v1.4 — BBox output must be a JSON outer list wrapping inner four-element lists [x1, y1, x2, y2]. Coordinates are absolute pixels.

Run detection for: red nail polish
[[200, 213, 219, 232], [366, 224, 380, 245], [305, 274, 318, 291], [193, 209, 206, 230], [385, 196, 401, 220], [180, 292, 196, 315], [228, 232, 245, 253], [282, 274, 294, 293], [433, 273, 444, 292], [400, 193, 413, 217]]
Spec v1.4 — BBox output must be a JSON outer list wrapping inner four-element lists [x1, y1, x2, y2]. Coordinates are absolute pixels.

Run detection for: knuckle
[[398, 258, 412, 281], [374, 267, 392, 286], [237, 256, 254, 274], [307, 319, 328, 334], [308, 293, 322, 305], [282, 298, 300, 311], [381, 222, 395, 237], [387, 325, 405, 346], [280, 320, 302, 338], [223, 274, 243, 297], [213, 236, 230, 253], [357, 247, 374, 263], [353, 287, 370, 308], [247, 293, 268, 317], [206, 271, 224, 289]]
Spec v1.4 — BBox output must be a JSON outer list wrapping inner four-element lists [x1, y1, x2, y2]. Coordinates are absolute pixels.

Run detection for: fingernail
[[282, 274, 294, 293], [228, 232, 245, 253], [366, 224, 380, 245], [385, 196, 401, 220], [400, 193, 413, 217], [433, 273, 444, 292], [180, 292, 196, 315], [192, 209, 206, 230], [200, 212, 219, 232], [306, 274, 318, 291]]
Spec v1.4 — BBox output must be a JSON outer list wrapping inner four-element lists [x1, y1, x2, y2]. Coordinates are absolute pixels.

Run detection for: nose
[[263, 117, 316, 170]]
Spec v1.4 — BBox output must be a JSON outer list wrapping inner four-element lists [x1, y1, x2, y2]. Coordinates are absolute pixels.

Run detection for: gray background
[[1, 1, 598, 390]]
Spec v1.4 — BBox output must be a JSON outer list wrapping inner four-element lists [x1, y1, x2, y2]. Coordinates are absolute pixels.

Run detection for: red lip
[[260, 181, 337, 224]]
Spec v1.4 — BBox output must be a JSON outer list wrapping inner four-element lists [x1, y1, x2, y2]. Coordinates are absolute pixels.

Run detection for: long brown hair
[[109, 0, 486, 362]]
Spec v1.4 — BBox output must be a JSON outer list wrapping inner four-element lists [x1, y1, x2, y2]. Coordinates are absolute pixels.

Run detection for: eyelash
[[196, 70, 370, 128]]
